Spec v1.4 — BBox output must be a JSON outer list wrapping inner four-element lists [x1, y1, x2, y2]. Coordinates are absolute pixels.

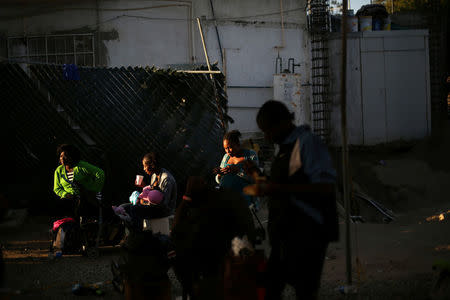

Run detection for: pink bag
[[52, 217, 76, 232], [139, 187, 164, 205]]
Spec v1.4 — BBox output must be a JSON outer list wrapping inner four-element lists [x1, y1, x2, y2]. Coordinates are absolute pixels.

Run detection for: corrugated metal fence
[[1, 63, 229, 207]]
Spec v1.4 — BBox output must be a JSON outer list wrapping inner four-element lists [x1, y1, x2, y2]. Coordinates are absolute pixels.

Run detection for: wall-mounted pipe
[[275, 53, 282, 74], [288, 57, 301, 73]]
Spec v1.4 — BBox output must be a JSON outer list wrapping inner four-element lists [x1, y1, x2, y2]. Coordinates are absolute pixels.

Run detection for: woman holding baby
[[213, 130, 259, 206]]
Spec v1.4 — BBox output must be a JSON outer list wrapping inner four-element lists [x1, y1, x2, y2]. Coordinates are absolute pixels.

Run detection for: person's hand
[[64, 193, 75, 200], [139, 198, 151, 206], [243, 182, 274, 196], [135, 180, 146, 188], [212, 167, 222, 175], [221, 165, 239, 175], [243, 160, 262, 179]]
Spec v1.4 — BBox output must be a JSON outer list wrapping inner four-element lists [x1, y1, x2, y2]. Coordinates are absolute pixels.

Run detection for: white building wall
[[204, 24, 310, 134], [329, 30, 431, 146], [194, 0, 310, 135], [99, 1, 192, 66], [0, 0, 310, 136]]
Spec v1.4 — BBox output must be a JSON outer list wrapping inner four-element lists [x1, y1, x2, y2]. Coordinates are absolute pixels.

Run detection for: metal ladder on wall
[[307, 0, 332, 144]]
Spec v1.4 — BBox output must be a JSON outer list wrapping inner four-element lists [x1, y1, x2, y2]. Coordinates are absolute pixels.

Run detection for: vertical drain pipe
[[209, 0, 223, 68]]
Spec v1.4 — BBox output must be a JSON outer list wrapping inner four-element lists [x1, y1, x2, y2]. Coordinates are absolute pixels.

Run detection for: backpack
[[51, 218, 82, 254]]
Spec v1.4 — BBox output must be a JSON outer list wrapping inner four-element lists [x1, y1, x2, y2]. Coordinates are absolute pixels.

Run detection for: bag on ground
[[52, 218, 82, 254]]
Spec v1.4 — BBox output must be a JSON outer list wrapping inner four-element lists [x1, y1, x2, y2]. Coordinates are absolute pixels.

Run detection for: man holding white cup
[[119, 152, 177, 232]]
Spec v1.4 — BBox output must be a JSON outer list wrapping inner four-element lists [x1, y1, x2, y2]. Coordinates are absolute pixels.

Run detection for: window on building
[[7, 33, 95, 66]]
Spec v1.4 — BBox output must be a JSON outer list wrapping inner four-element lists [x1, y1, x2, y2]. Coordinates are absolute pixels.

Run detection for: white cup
[[135, 175, 144, 186]]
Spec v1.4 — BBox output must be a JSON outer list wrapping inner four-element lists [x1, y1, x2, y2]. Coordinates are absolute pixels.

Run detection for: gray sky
[[350, 0, 371, 11]]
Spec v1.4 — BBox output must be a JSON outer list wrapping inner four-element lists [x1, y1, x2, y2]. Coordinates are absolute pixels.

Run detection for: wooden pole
[[176, 70, 222, 74]]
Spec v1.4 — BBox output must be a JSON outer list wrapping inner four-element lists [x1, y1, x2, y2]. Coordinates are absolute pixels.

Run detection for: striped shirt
[[67, 171, 74, 182]]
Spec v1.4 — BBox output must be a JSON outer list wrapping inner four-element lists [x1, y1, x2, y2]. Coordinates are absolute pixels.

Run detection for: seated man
[[120, 152, 177, 232], [53, 144, 105, 219]]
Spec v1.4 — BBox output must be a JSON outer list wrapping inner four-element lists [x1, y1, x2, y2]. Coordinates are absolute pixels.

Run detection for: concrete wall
[[0, 1, 193, 66], [329, 30, 431, 146], [0, 0, 310, 136], [205, 24, 310, 134], [192, 0, 310, 135]]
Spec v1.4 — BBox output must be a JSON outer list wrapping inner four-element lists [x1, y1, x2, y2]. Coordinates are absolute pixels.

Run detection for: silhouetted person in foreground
[[244, 100, 339, 300]]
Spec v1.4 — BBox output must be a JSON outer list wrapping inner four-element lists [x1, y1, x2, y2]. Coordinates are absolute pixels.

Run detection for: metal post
[[196, 17, 226, 131], [340, 0, 352, 286]]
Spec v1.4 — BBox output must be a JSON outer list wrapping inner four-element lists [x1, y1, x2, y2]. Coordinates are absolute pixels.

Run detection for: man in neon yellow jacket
[[54, 144, 105, 217]]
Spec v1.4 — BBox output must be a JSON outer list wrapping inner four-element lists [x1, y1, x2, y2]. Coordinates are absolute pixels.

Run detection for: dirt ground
[[1, 207, 449, 300], [1, 121, 450, 299]]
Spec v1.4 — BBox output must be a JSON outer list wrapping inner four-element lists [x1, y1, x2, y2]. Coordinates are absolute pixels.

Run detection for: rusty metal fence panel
[[1, 63, 229, 205]]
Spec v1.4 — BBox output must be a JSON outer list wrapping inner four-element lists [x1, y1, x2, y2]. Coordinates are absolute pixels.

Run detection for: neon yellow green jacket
[[53, 160, 105, 199]]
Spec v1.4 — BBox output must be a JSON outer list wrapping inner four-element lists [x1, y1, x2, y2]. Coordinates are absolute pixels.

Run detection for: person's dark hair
[[223, 130, 241, 145], [142, 152, 160, 170], [57, 144, 81, 167], [256, 100, 294, 128], [184, 176, 207, 199]]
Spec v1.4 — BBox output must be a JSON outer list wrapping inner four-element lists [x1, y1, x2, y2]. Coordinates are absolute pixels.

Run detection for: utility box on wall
[[273, 73, 311, 127]]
